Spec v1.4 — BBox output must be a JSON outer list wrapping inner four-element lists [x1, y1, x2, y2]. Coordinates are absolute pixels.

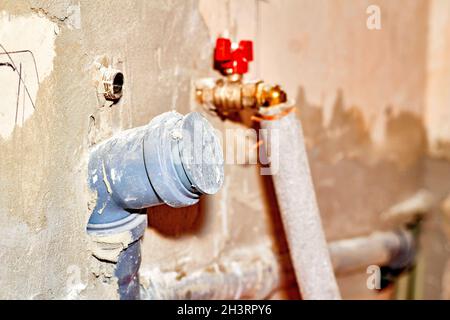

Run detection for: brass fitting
[[196, 75, 287, 118]]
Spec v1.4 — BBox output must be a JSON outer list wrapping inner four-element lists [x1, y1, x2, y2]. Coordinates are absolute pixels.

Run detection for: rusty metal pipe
[[260, 108, 341, 300], [139, 230, 414, 300]]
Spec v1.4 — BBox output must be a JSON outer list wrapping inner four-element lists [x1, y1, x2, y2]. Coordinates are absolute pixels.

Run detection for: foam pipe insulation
[[87, 111, 224, 299], [260, 110, 341, 300]]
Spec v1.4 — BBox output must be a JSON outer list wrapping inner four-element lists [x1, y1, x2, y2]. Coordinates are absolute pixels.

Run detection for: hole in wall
[[113, 72, 124, 95]]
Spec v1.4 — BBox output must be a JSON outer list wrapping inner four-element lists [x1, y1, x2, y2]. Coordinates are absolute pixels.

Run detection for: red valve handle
[[214, 37, 253, 75]]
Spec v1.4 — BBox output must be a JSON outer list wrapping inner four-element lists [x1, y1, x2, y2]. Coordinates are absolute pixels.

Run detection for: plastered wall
[[0, 0, 448, 299]]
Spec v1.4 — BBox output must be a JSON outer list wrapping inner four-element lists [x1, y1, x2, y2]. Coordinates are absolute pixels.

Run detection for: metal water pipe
[[195, 37, 341, 300]]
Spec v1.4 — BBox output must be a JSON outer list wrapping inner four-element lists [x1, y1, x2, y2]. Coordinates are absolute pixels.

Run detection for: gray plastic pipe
[[260, 107, 341, 300], [87, 111, 224, 299]]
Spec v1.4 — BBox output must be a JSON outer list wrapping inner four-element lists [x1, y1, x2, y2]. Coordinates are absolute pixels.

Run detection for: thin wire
[[0, 44, 37, 110]]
